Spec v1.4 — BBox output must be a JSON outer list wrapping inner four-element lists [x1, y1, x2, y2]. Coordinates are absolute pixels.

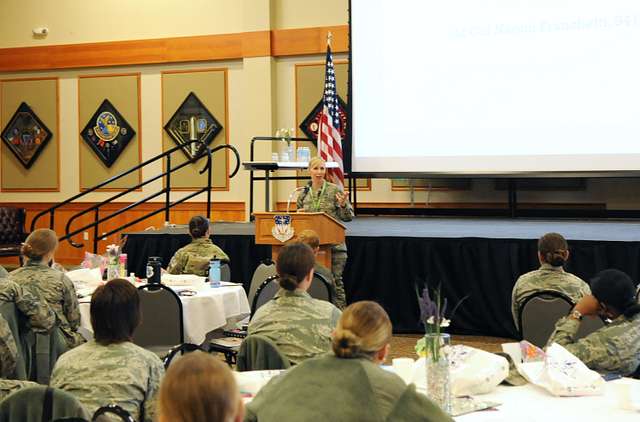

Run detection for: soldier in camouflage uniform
[[547, 269, 640, 376], [248, 243, 341, 364], [50, 279, 164, 422], [297, 157, 353, 309], [9, 229, 84, 349], [511, 232, 590, 330], [167, 215, 229, 276], [0, 279, 56, 378]]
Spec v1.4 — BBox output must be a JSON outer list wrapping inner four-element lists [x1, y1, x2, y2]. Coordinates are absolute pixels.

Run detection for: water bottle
[[209, 259, 221, 288], [146, 256, 162, 284]]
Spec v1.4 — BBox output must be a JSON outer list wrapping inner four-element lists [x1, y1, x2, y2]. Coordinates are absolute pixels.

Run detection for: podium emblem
[[272, 214, 294, 242]]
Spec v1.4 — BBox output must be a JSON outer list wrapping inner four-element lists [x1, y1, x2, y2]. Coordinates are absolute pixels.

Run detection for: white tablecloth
[[79, 283, 250, 345], [454, 379, 640, 421], [234, 370, 640, 421]]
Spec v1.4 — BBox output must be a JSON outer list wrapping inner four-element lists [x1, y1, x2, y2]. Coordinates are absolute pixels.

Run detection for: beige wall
[[2, 0, 640, 216]]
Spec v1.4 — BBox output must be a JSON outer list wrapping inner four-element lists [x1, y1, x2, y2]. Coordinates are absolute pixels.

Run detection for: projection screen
[[350, 0, 640, 175]]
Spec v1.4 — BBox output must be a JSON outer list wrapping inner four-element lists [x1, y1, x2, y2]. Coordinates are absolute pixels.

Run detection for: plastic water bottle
[[209, 259, 221, 288]]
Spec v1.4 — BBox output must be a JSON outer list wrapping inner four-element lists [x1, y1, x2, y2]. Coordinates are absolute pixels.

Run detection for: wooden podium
[[253, 212, 346, 267]]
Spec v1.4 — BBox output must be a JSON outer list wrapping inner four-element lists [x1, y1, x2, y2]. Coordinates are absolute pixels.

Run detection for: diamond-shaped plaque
[[1, 102, 53, 169], [163, 92, 223, 161], [299, 95, 348, 144], [81, 99, 135, 168]]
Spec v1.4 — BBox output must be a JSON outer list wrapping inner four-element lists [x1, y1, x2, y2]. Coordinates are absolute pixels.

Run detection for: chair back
[[92, 405, 135, 422], [236, 334, 291, 371], [248, 260, 276, 305], [162, 343, 204, 369], [0, 385, 89, 422], [308, 271, 334, 303], [0, 207, 26, 259], [133, 284, 183, 350], [220, 262, 231, 282], [250, 276, 279, 317], [519, 290, 573, 347]]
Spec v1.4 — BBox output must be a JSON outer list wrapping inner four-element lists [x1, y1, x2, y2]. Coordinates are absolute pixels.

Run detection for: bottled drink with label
[[209, 259, 221, 288], [146, 256, 162, 284]]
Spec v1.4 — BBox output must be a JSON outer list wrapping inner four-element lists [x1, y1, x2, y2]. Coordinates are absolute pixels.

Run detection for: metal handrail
[[30, 140, 241, 253]]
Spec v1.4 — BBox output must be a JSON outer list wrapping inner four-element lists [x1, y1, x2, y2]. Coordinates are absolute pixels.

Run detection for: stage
[[122, 217, 640, 338]]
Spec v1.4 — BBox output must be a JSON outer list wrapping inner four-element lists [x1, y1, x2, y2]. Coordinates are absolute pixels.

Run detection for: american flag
[[317, 43, 344, 189]]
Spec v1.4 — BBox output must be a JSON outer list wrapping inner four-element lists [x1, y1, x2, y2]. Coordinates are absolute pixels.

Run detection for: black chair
[[220, 262, 231, 282], [133, 284, 183, 357], [236, 334, 291, 372], [308, 271, 334, 303], [92, 405, 134, 422], [0, 385, 90, 422], [0, 207, 27, 265], [251, 275, 280, 316], [247, 259, 276, 306], [519, 290, 573, 347], [162, 342, 204, 369]]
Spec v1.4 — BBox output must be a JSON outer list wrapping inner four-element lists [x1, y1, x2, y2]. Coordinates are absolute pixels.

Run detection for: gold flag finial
[[327, 31, 333, 47]]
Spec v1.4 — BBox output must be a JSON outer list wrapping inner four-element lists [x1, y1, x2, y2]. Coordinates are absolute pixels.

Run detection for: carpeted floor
[[387, 334, 514, 363]]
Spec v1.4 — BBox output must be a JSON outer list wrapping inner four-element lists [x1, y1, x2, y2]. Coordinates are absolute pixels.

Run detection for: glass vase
[[424, 333, 452, 414]]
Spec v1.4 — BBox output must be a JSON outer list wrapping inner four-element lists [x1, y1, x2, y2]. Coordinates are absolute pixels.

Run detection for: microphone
[[286, 185, 310, 214]]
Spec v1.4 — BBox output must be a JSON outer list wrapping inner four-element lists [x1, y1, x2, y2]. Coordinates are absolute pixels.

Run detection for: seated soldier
[[167, 216, 229, 276], [547, 269, 640, 376], [511, 232, 590, 330], [0, 279, 55, 378], [10, 229, 84, 348], [245, 301, 453, 422], [248, 242, 341, 364], [50, 279, 164, 421], [158, 351, 244, 422]]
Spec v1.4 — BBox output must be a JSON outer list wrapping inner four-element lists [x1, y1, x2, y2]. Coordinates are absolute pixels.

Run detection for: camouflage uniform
[[9, 261, 84, 349], [0, 379, 40, 401], [0, 266, 8, 279], [0, 279, 56, 333], [511, 263, 591, 330], [547, 313, 640, 376], [0, 279, 56, 378], [0, 316, 17, 378], [297, 180, 353, 309], [166, 237, 229, 277], [50, 340, 164, 422], [248, 288, 341, 364]]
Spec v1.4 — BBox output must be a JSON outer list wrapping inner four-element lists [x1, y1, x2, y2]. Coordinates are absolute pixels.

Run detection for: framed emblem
[[299, 95, 348, 143], [1, 102, 53, 169], [163, 92, 223, 161], [272, 214, 294, 242], [80, 99, 135, 167]]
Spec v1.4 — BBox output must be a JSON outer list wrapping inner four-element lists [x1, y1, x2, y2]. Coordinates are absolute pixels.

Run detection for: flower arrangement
[[415, 286, 467, 362]]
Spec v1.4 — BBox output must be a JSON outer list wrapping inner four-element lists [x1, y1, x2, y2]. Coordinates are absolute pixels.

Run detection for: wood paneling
[[0, 31, 270, 72], [0, 202, 245, 265], [271, 25, 349, 57], [0, 26, 348, 72]]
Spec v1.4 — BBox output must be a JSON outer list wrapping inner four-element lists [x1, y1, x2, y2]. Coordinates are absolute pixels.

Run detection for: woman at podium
[[297, 157, 353, 309]]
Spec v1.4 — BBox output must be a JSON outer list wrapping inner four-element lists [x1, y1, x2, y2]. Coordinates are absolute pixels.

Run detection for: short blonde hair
[[21, 229, 58, 261], [297, 229, 320, 250], [308, 156, 326, 170], [332, 301, 392, 360], [158, 351, 241, 422]]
